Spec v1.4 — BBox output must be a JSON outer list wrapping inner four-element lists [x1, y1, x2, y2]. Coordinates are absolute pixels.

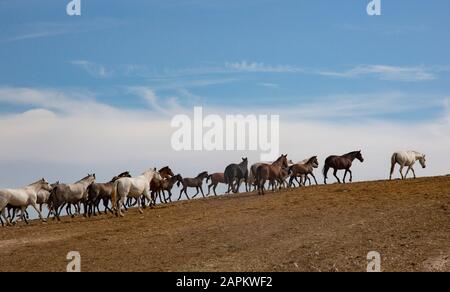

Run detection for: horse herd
[[0, 150, 427, 227]]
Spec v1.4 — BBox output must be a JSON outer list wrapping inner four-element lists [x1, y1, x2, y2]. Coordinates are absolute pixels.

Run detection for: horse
[[248, 159, 294, 191], [255, 154, 289, 195], [150, 166, 175, 206], [36, 181, 59, 215], [389, 151, 426, 180], [289, 156, 319, 187], [86, 171, 131, 217], [206, 173, 226, 196], [0, 178, 52, 226], [178, 171, 209, 200], [48, 174, 96, 221], [160, 174, 183, 202], [224, 158, 249, 193], [111, 168, 162, 217], [323, 151, 364, 184]]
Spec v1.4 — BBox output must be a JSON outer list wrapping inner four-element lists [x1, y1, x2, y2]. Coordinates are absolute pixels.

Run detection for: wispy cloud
[[317, 65, 436, 81], [1, 18, 124, 44], [143, 61, 439, 83], [0, 86, 449, 187], [225, 61, 304, 73], [70, 60, 114, 79], [258, 83, 279, 88]]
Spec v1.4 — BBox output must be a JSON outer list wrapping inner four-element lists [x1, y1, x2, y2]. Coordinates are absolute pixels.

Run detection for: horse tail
[[390, 153, 397, 179], [322, 161, 330, 184], [111, 180, 118, 213], [206, 174, 212, 183]]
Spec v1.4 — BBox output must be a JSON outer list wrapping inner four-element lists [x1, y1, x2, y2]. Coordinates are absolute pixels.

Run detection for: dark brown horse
[[178, 171, 209, 200], [206, 173, 226, 196], [255, 154, 289, 195], [87, 171, 131, 217], [160, 174, 183, 202], [224, 158, 249, 193], [149, 166, 174, 206], [323, 151, 364, 184]]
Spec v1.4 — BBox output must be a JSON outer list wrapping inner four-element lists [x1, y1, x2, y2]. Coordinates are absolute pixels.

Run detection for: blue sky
[[1, 0, 450, 117], [0, 0, 449, 186]]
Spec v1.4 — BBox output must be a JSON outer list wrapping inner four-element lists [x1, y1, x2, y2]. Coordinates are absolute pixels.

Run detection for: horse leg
[[213, 184, 218, 196], [390, 161, 396, 180], [333, 168, 341, 183], [200, 186, 205, 198], [0, 202, 11, 226], [20, 207, 28, 224], [117, 196, 126, 217], [207, 183, 213, 196], [31, 202, 47, 223], [411, 167, 416, 179], [399, 166, 405, 180], [343, 170, 348, 183], [307, 175, 312, 186], [289, 176, 295, 188], [310, 173, 318, 185], [348, 169, 353, 182], [405, 167, 410, 179], [192, 187, 200, 199], [136, 195, 143, 214]]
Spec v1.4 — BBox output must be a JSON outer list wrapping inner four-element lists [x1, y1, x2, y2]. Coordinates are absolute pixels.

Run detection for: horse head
[[198, 171, 209, 180], [159, 166, 175, 178], [355, 150, 364, 163], [419, 154, 426, 168], [309, 156, 319, 168]]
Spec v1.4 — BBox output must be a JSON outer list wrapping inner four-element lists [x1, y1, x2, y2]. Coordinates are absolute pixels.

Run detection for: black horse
[[224, 157, 249, 193], [323, 151, 364, 184]]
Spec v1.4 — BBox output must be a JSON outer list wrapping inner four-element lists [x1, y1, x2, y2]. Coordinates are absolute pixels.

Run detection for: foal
[[178, 171, 209, 200], [289, 156, 319, 187], [206, 173, 226, 196]]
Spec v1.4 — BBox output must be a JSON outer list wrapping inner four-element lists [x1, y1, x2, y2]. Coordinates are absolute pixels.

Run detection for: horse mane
[[75, 174, 94, 183], [272, 155, 285, 165], [344, 151, 360, 157], [196, 171, 208, 178], [28, 179, 45, 186], [306, 156, 317, 164], [159, 166, 170, 172]]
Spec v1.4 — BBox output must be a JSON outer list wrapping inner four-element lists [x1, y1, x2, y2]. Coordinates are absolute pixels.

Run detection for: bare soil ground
[[1, 176, 450, 272]]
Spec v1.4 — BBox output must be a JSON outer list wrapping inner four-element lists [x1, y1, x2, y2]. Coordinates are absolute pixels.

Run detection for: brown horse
[[323, 151, 364, 184], [255, 154, 289, 195], [87, 171, 131, 217], [289, 156, 319, 187], [160, 174, 183, 202], [178, 171, 209, 200], [149, 166, 174, 206], [206, 173, 226, 196]]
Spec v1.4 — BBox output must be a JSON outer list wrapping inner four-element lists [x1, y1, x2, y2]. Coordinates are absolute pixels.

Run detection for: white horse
[[111, 168, 162, 217], [49, 174, 96, 220], [390, 151, 426, 180], [0, 178, 52, 226]]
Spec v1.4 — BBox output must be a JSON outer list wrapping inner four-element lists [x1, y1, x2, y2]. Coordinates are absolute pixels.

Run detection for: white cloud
[[225, 61, 303, 73], [318, 65, 436, 81], [0, 86, 448, 188], [70, 60, 114, 79]]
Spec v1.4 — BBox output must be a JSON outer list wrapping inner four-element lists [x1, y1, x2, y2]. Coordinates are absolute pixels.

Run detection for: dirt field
[[1, 175, 450, 272]]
